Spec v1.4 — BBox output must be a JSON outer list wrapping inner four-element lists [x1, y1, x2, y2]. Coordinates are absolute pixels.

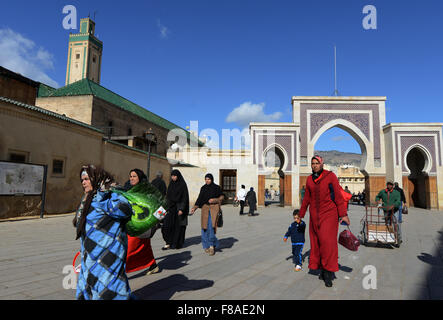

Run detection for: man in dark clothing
[[246, 187, 257, 216], [394, 182, 406, 205], [394, 182, 406, 243], [151, 171, 167, 196], [375, 182, 401, 238], [360, 190, 366, 206]]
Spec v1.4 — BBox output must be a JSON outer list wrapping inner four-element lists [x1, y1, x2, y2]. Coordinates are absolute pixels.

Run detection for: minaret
[[65, 17, 103, 85]]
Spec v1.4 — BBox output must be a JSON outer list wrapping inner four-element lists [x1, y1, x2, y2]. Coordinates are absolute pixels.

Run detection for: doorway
[[220, 169, 237, 204], [406, 147, 428, 209], [263, 146, 285, 206]]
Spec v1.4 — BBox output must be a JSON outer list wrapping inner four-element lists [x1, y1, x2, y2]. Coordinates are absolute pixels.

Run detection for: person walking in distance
[[235, 185, 247, 215], [246, 187, 257, 216], [151, 171, 167, 196]]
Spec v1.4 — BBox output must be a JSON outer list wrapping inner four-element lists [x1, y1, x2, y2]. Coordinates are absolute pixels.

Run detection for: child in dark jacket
[[284, 209, 306, 271]]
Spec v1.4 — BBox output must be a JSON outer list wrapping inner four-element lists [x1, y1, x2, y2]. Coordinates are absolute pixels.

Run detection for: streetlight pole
[[145, 128, 156, 181]]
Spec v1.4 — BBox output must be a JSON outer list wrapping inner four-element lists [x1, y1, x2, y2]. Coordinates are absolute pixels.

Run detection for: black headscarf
[[195, 173, 222, 207], [123, 168, 147, 191], [166, 169, 189, 212], [73, 165, 115, 240]]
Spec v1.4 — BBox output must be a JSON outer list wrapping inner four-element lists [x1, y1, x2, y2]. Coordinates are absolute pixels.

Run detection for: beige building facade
[[336, 165, 366, 194], [174, 96, 443, 210], [0, 96, 171, 219], [168, 146, 257, 205]]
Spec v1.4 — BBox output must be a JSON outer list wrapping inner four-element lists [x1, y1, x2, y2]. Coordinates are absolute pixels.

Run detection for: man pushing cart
[[360, 181, 402, 248]]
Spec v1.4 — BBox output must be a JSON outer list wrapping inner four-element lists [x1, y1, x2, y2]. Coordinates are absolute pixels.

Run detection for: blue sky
[[1, 0, 442, 153]]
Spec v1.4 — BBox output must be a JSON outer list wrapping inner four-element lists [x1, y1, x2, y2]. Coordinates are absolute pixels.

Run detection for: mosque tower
[[65, 17, 103, 85]]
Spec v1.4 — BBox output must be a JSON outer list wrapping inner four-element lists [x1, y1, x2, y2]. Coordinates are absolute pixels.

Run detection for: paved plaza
[[1, 204, 443, 300]]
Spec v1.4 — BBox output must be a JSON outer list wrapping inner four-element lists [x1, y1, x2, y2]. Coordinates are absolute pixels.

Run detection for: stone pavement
[[1, 204, 443, 300]]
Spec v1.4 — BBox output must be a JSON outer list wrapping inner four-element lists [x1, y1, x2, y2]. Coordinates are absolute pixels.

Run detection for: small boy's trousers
[[292, 243, 304, 266]]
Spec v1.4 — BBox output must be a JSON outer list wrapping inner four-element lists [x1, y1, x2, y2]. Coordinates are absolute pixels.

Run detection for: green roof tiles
[[1, 95, 173, 161], [38, 79, 204, 146], [37, 83, 57, 97]]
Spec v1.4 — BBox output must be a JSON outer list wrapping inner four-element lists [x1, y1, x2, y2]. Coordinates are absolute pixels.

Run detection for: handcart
[[360, 205, 400, 248]]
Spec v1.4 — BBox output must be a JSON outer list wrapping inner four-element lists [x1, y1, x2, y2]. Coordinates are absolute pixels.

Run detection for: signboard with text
[[0, 161, 45, 195]]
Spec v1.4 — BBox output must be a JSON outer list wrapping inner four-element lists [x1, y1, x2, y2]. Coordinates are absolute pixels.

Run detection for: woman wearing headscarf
[[73, 165, 133, 300], [190, 173, 224, 256], [161, 169, 190, 250], [245, 187, 257, 216], [123, 169, 160, 275], [299, 155, 350, 288]]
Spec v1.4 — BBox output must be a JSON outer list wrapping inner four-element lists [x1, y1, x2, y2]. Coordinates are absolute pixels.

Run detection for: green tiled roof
[[1, 95, 172, 161], [37, 83, 56, 97], [38, 79, 204, 146], [0, 96, 102, 133]]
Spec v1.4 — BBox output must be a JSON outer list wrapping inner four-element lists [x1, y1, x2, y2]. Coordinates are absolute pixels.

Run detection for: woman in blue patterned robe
[[73, 165, 133, 300]]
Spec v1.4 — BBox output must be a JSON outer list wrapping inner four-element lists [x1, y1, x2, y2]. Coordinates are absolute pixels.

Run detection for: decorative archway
[[250, 124, 297, 207], [404, 145, 433, 209], [403, 144, 433, 176], [294, 98, 387, 206], [263, 144, 287, 206], [310, 119, 370, 172], [248, 97, 443, 210]]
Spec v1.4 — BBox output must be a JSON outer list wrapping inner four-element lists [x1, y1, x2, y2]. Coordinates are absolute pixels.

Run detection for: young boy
[[283, 209, 306, 271]]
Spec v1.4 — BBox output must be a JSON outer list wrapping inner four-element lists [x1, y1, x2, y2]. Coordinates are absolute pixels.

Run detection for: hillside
[[314, 150, 362, 167]]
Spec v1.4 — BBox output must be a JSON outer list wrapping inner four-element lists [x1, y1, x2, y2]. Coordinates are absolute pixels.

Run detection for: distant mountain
[[314, 150, 362, 167]]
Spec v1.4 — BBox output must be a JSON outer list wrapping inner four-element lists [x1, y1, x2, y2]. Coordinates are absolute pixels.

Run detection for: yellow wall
[[0, 100, 171, 219], [36, 96, 94, 125]]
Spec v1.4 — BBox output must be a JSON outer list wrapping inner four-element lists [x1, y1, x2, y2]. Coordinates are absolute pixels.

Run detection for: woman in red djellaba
[[299, 155, 350, 287], [124, 169, 160, 275]]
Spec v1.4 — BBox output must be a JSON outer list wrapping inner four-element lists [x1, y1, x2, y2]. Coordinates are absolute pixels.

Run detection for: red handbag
[[339, 226, 360, 251], [341, 189, 352, 202]]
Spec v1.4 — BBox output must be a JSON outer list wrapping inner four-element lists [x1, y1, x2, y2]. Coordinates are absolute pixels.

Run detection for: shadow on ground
[[156, 251, 193, 272], [285, 249, 311, 263], [179, 235, 239, 251], [217, 237, 238, 252], [416, 230, 443, 299], [133, 274, 214, 300], [128, 251, 193, 281]]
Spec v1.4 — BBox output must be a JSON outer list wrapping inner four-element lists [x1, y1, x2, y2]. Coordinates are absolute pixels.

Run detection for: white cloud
[[157, 20, 170, 39], [226, 101, 283, 128], [0, 28, 59, 88]]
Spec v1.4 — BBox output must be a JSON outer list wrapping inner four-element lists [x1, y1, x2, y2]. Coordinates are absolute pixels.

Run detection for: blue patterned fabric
[[76, 191, 133, 300]]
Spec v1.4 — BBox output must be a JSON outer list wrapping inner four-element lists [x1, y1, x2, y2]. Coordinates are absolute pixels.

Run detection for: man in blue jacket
[[284, 209, 306, 271]]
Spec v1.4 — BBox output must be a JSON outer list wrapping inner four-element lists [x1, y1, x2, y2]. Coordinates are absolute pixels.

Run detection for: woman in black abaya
[[161, 169, 190, 250]]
